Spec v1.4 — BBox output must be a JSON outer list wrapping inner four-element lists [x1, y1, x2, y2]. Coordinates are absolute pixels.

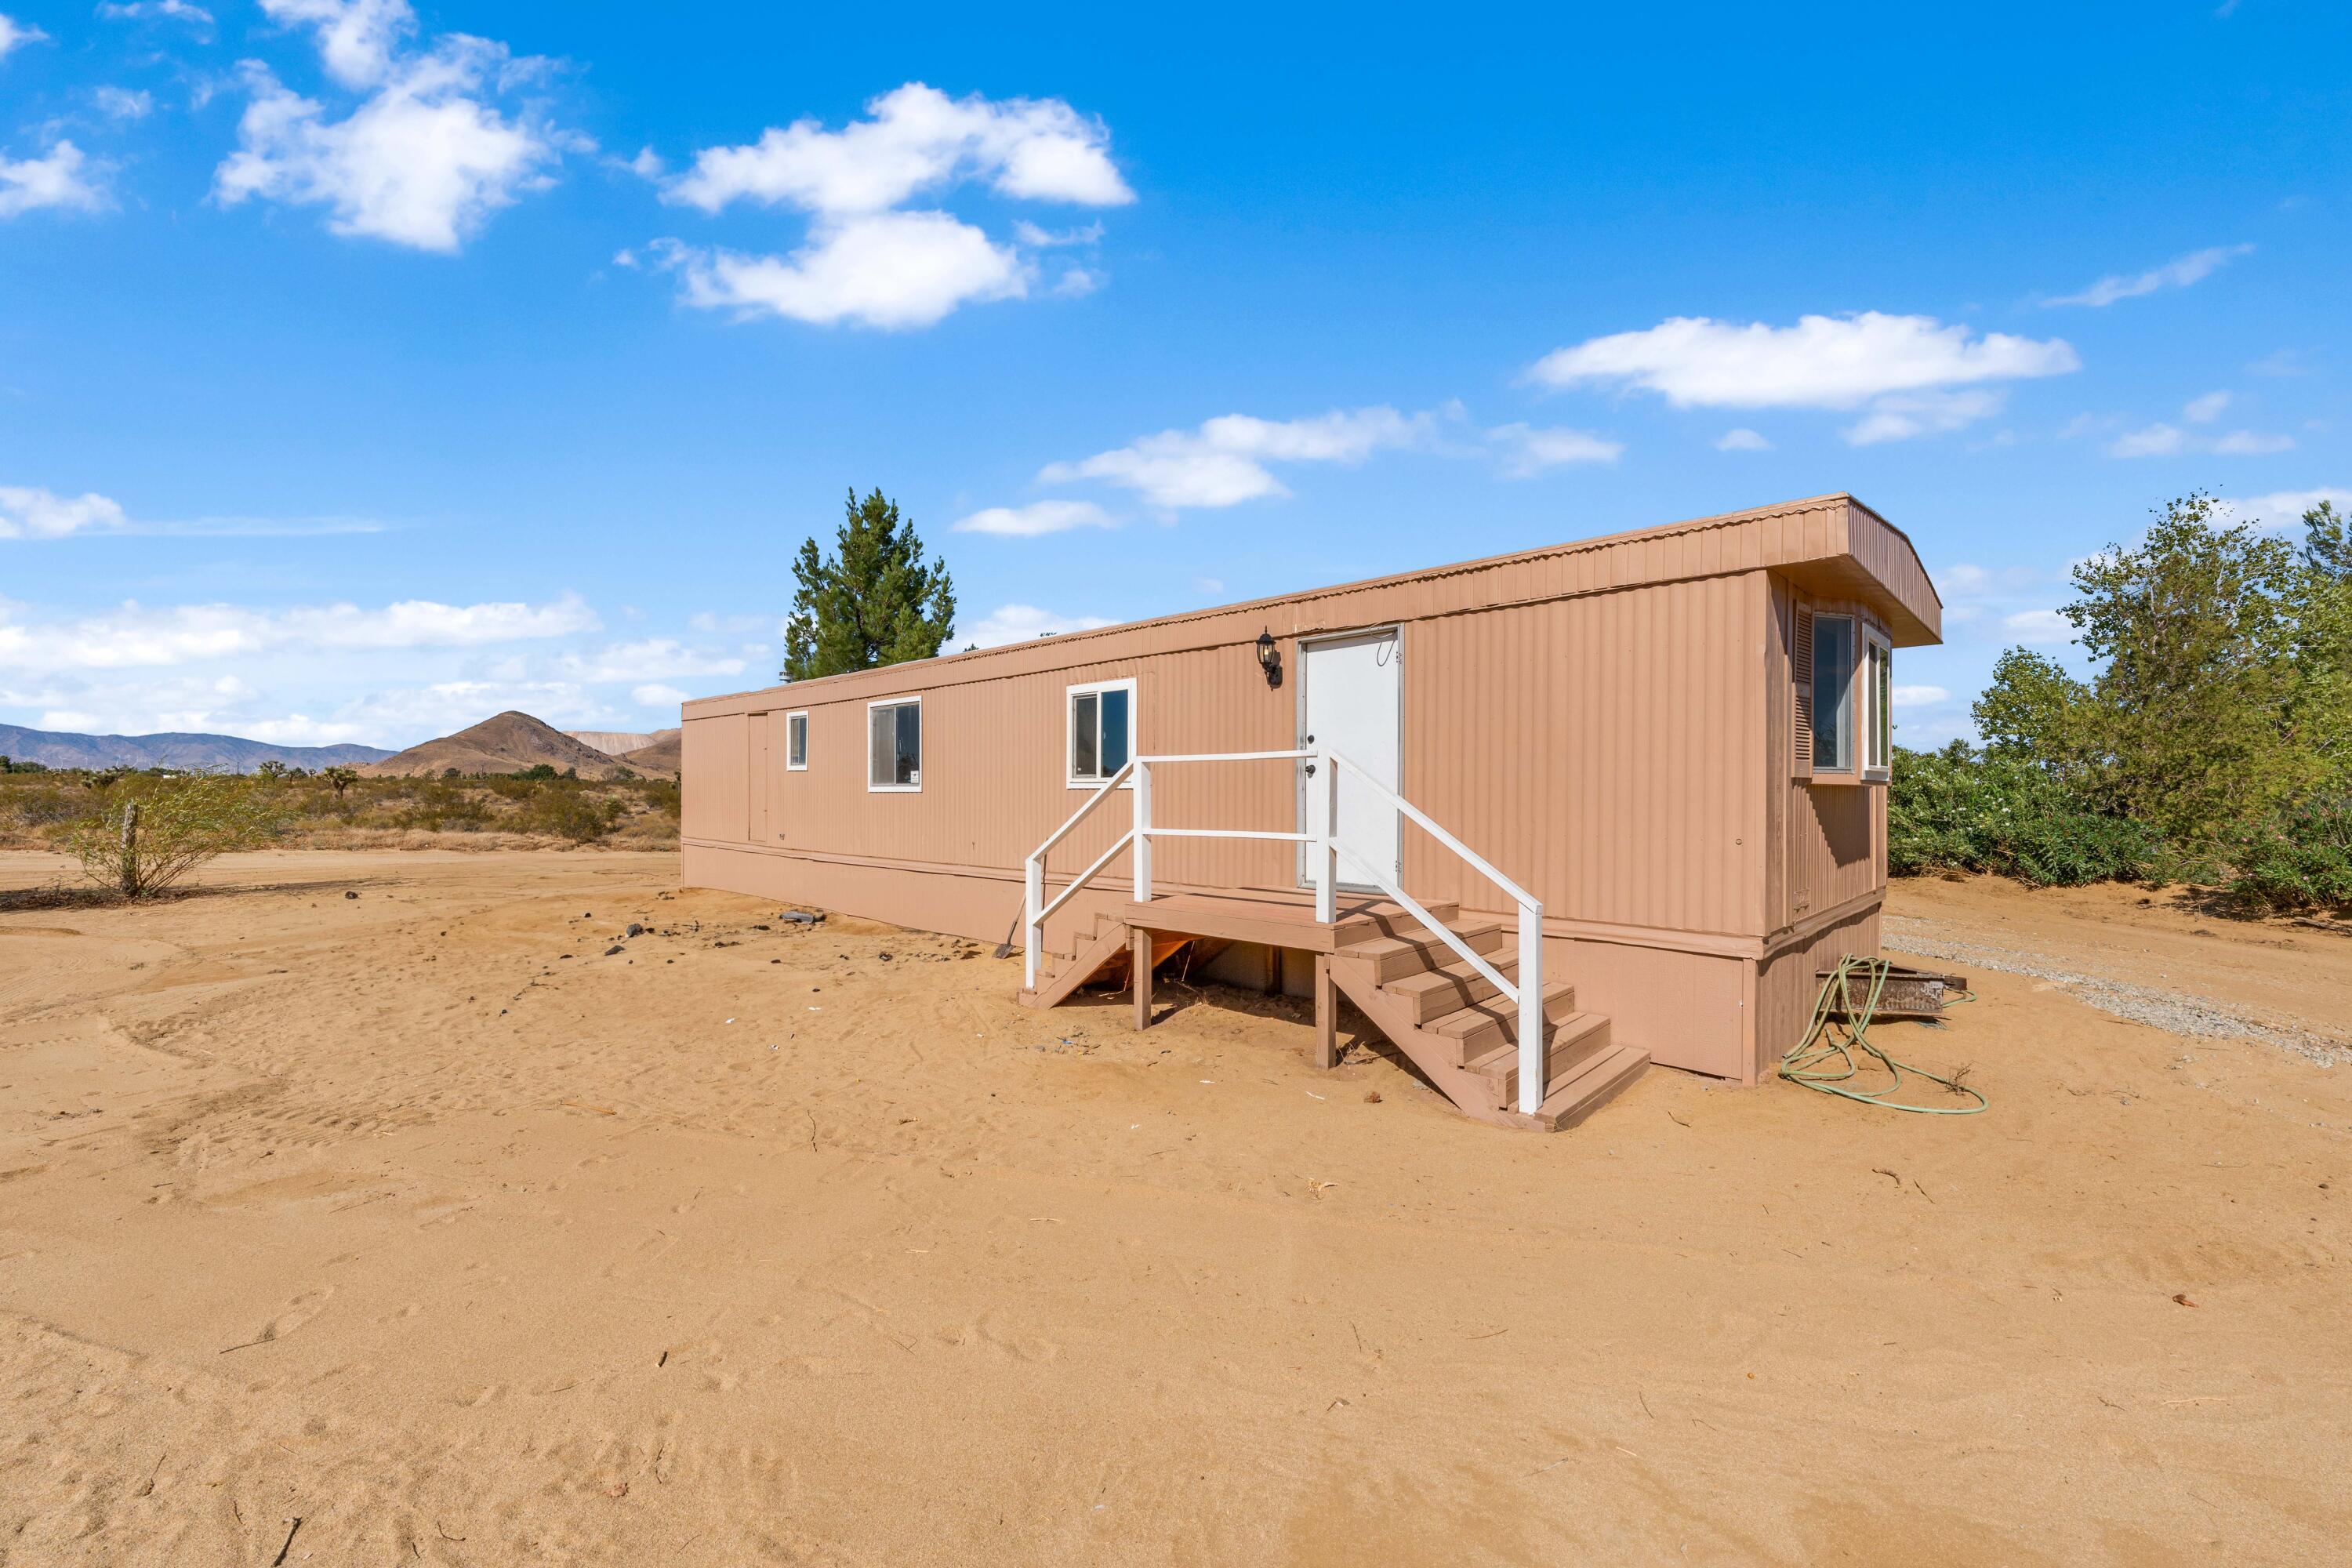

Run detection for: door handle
[[1304, 763, 1316, 776]]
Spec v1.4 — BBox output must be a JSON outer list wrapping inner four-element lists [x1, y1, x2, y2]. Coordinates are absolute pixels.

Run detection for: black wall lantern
[[1255, 628, 1283, 688]]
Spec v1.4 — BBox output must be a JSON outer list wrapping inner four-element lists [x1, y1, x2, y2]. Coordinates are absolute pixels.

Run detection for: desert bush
[[513, 784, 612, 843], [1889, 742, 2162, 887], [2216, 797, 2352, 911], [64, 773, 291, 896]]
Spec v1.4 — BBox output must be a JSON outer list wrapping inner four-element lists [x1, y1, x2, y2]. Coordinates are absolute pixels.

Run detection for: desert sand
[[2, 851, 2346, 1565]]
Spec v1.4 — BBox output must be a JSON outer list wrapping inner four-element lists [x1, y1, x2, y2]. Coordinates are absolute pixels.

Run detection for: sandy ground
[[1, 851, 2346, 1566]]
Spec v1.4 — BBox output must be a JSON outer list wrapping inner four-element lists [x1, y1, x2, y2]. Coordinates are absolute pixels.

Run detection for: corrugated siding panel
[[681, 713, 747, 842]]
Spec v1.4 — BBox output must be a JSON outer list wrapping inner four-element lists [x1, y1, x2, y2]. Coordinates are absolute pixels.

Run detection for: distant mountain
[[361, 710, 638, 780], [564, 730, 659, 757], [0, 721, 392, 774], [618, 728, 679, 779]]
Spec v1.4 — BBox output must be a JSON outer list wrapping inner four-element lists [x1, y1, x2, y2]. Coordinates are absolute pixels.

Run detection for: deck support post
[[1131, 927, 1152, 1031], [1312, 955, 1337, 1069]]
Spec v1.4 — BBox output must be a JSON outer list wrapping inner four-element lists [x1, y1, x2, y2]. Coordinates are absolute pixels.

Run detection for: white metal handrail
[[1323, 750, 1546, 1114], [1021, 744, 1546, 1116]]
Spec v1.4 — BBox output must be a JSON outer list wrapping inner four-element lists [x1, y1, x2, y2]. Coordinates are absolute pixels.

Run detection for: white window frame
[[866, 695, 923, 793], [1861, 629, 1893, 782], [1065, 677, 1138, 790], [1809, 612, 1860, 781], [785, 710, 809, 771]]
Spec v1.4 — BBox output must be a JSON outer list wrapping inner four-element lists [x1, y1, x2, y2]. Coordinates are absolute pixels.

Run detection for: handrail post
[[1314, 749, 1337, 924], [1132, 760, 1152, 902], [1023, 853, 1043, 992], [1518, 905, 1543, 1115]]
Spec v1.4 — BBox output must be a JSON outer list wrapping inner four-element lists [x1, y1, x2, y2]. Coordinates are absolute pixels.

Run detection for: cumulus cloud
[[1529, 312, 2078, 408], [952, 499, 1119, 537], [94, 86, 155, 120], [0, 593, 599, 672], [1486, 423, 1621, 477], [551, 638, 745, 682], [0, 485, 129, 539], [1715, 427, 1772, 452], [2003, 609, 2074, 644], [2045, 244, 2252, 308], [632, 683, 688, 707], [668, 83, 1131, 216], [2183, 390, 2230, 423], [1040, 406, 1439, 510], [213, 4, 563, 252], [0, 13, 49, 59], [651, 82, 1128, 331], [1843, 389, 2005, 446], [1891, 684, 1951, 708], [2218, 488, 2352, 532], [650, 213, 1025, 329], [96, 1, 213, 29], [959, 603, 1116, 648], [2107, 422, 2293, 459], [0, 141, 110, 219]]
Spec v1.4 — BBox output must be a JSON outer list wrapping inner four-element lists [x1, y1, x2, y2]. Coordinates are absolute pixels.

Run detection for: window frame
[[1065, 677, 1138, 790], [1860, 630, 1893, 782], [865, 695, 923, 793], [784, 710, 809, 771], [1809, 612, 1860, 782]]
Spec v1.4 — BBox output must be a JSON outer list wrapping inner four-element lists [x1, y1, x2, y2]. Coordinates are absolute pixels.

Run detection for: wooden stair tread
[[1525, 1044, 1650, 1131]]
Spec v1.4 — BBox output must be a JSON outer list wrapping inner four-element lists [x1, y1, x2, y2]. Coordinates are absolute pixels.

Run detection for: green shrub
[[1889, 742, 2161, 887], [514, 786, 611, 843], [2218, 797, 2352, 911], [64, 773, 291, 896]]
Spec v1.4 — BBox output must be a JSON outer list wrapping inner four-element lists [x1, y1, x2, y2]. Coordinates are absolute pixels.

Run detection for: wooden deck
[[1116, 890, 1459, 953]]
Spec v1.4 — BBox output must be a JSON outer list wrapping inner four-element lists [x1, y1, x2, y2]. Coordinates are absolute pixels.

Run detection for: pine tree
[[781, 489, 957, 682]]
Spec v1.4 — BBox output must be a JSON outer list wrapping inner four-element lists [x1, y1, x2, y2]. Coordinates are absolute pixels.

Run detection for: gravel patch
[[1882, 914, 2350, 1069]]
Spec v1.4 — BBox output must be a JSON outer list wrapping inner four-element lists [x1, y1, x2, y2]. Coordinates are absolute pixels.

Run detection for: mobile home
[[681, 493, 1940, 1130]]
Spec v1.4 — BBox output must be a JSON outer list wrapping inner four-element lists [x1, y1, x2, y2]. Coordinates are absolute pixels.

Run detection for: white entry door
[[1300, 629, 1402, 891]]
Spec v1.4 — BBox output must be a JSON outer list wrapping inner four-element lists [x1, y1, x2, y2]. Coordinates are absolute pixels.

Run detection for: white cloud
[[0, 485, 129, 539], [2045, 244, 2252, 308], [2245, 349, 2305, 378], [94, 86, 155, 120], [1842, 389, 2005, 446], [0, 14, 49, 59], [1526, 313, 2079, 416], [1486, 423, 1622, 477], [0, 593, 598, 672], [1891, 684, 1950, 707], [2107, 422, 2294, 459], [1715, 426, 1772, 452], [632, 683, 688, 707], [1040, 406, 1438, 510], [668, 82, 1131, 216], [2218, 488, 2352, 532], [0, 141, 110, 219], [552, 638, 744, 682], [259, 0, 413, 89], [952, 499, 1119, 537], [96, 1, 213, 28], [2183, 390, 2230, 423], [2003, 609, 2074, 644], [651, 83, 1127, 332], [959, 603, 1115, 648], [213, 16, 562, 253], [652, 212, 1026, 330]]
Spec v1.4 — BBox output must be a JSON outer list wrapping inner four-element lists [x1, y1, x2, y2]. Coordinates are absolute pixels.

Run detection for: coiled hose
[[1780, 953, 1987, 1115]]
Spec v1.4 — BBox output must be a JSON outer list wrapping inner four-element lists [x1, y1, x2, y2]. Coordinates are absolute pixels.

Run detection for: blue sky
[[2, 0, 2346, 749]]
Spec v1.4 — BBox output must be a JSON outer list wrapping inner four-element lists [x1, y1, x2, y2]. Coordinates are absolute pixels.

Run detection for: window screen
[[868, 700, 920, 788], [1069, 684, 1131, 782], [786, 712, 808, 769], [1811, 615, 1855, 772], [1866, 639, 1892, 774]]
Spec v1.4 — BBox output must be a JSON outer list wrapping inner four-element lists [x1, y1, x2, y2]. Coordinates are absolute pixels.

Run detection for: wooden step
[[1382, 953, 1519, 1024], [1346, 920, 1507, 982], [1463, 1011, 1613, 1107], [1423, 979, 1579, 1064], [1330, 899, 1461, 949], [1522, 1044, 1650, 1131]]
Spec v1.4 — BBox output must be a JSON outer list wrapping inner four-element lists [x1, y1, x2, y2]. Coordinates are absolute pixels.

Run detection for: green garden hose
[[1780, 954, 1988, 1115]]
